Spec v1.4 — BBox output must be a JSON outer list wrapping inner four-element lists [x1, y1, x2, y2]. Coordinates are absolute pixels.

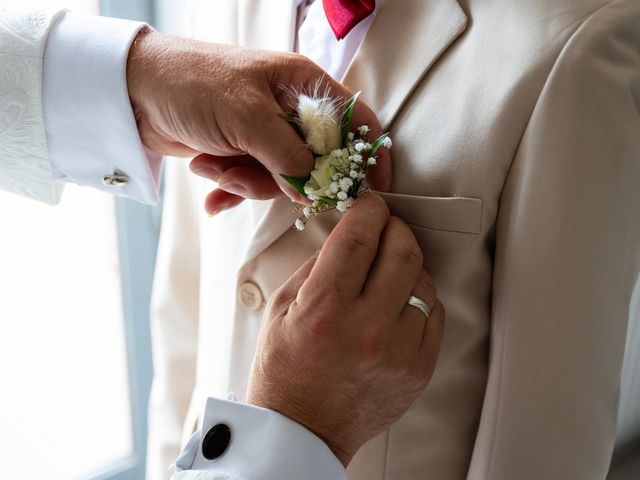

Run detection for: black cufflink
[[202, 423, 232, 460]]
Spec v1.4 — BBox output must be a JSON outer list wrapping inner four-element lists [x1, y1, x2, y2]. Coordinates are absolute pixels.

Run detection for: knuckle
[[277, 52, 324, 87], [415, 272, 437, 302], [273, 51, 305, 72], [366, 193, 390, 219], [301, 293, 341, 337], [341, 228, 376, 252], [422, 271, 437, 290], [388, 228, 423, 267], [398, 360, 418, 382], [357, 323, 387, 366], [269, 285, 290, 307], [306, 312, 336, 338], [289, 51, 315, 69]]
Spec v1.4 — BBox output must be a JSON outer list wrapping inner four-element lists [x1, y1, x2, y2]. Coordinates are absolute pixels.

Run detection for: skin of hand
[[246, 193, 445, 467], [126, 29, 392, 215]]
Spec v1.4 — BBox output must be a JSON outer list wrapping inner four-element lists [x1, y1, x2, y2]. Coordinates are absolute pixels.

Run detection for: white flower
[[354, 142, 371, 153], [338, 177, 353, 191], [297, 94, 341, 155], [336, 198, 354, 212], [288, 91, 392, 229], [304, 154, 343, 196]]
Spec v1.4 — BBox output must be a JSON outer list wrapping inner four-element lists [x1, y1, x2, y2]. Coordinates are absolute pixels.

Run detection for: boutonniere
[[281, 91, 392, 231]]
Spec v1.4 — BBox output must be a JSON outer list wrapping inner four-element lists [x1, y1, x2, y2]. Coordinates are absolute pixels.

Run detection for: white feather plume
[[296, 93, 342, 155]]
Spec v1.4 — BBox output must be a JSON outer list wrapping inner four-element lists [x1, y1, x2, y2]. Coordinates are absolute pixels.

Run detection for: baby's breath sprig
[[281, 91, 392, 231]]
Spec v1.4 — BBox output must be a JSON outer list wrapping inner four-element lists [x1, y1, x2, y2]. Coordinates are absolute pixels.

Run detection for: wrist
[[246, 394, 354, 467], [126, 26, 156, 138]]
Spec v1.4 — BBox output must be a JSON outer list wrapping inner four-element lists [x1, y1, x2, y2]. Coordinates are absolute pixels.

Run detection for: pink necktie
[[322, 0, 376, 41]]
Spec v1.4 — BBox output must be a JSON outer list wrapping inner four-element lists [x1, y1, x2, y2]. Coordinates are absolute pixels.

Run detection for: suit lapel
[[238, 0, 299, 266], [342, 0, 467, 129], [240, 0, 467, 267]]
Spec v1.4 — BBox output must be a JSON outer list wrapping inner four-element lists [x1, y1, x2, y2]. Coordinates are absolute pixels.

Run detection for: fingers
[[217, 167, 283, 200], [418, 299, 445, 375], [363, 216, 423, 319], [192, 154, 284, 212], [392, 270, 437, 355], [190, 153, 263, 180], [242, 94, 316, 185], [269, 252, 320, 318], [191, 153, 282, 198], [204, 189, 245, 216], [277, 251, 320, 299], [300, 193, 389, 303]]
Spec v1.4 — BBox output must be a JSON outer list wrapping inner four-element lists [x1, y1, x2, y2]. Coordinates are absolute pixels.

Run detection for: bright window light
[[0, 184, 133, 479]]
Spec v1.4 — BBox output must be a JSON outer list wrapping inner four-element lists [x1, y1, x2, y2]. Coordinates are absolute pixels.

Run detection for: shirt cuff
[[172, 397, 347, 480], [42, 11, 162, 204]]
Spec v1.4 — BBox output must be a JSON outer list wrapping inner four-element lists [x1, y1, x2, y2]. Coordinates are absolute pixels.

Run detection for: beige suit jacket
[[147, 0, 640, 478]]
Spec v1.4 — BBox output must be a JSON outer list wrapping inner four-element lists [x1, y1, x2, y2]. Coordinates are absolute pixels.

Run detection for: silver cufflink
[[102, 171, 129, 187]]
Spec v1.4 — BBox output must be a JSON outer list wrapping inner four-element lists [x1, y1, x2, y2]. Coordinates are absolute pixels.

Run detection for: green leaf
[[280, 174, 311, 197], [370, 132, 390, 157], [341, 91, 361, 144]]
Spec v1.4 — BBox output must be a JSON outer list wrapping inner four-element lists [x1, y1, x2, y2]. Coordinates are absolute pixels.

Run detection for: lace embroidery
[[0, 5, 63, 204]]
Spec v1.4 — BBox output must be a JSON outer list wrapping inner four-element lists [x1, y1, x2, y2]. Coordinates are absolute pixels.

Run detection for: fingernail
[[192, 166, 222, 180], [206, 206, 218, 217], [206, 200, 227, 217], [219, 182, 247, 197]]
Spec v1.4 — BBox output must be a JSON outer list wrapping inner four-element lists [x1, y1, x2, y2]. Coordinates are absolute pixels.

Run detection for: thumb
[[242, 95, 316, 193]]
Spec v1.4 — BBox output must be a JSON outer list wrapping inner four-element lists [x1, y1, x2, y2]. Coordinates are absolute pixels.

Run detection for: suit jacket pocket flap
[[377, 192, 483, 234]]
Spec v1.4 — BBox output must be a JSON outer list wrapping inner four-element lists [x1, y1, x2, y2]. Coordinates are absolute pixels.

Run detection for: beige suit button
[[238, 281, 264, 310]]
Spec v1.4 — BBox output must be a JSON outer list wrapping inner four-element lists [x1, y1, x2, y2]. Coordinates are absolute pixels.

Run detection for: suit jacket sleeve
[[469, 1, 640, 478], [0, 4, 64, 204]]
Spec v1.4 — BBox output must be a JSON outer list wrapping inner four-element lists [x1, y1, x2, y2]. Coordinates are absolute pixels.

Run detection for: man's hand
[[126, 29, 391, 215], [246, 193, 445, 466]]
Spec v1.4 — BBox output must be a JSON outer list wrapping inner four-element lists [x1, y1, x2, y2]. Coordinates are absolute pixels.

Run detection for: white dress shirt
[[41, 0, 383, 204], [43, 12, 161, 204], [39, 1, 381, 478]]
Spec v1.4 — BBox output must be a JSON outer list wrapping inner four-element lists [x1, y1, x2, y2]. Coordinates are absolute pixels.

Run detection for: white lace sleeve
[[0, 4, 64, 204]]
